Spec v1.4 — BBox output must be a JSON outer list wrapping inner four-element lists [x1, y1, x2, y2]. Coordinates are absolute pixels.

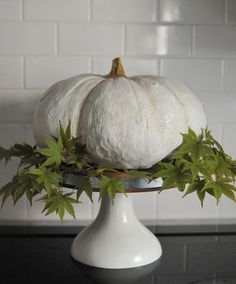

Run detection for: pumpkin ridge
[[121, 79, 152, 167], [34, 75, 103, 145], [158, 78, 191, 127], [137, 76, 190, 127], [40, 74, 97, 103], [69, 77, 105, 137], [77, 78, 109, 143], [163, 83, 189, 125]]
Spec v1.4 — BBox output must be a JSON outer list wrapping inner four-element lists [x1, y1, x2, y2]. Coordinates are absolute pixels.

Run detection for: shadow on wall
[[0, 94, 39, 186], [0, 92, 41, 123]]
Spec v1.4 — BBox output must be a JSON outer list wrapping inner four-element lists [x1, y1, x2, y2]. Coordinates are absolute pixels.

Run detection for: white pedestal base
[[71, 193, 162, 269]]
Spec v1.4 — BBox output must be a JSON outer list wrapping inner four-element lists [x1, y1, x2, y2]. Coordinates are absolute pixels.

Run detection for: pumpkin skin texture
[[33, 58, 206, 169]]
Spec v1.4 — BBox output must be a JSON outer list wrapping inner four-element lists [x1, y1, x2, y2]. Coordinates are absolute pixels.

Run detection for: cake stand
[[63, 171, 163, 269]]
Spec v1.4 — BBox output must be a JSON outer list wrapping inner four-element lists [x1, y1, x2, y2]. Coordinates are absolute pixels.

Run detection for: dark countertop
[[0, 224, 236, 284]]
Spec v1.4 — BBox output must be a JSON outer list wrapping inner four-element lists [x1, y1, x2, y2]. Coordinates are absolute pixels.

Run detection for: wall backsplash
[[0, 0, 236, 222]]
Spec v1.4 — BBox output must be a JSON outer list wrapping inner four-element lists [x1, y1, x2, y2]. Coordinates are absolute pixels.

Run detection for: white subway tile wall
[[160, 59, 222, 91], [0, 0, 235, 222], [156, 190, 219, 220], [25, 56, 90, 88], [194, 26, 236, 57], [126, 25, 192, 56], [0, 0, 21, 21], [0, 123, 28, 220], [24, 0, 89, 21], [227, 0, 236, 24], [59, 23, 124, 55], [0, 91, 40, 122], [0, 57, 23, 88], [224, 60, 236, 91], [159, 0, 225, 24], [92, 0, 157, 23], [0, 23, 56, 55]]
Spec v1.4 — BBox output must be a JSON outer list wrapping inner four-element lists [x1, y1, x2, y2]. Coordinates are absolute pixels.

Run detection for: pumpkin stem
[[106, 57, 127, 78]]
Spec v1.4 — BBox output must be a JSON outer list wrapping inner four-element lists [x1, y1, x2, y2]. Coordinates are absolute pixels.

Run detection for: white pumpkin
[[33, 58, 206, 169]]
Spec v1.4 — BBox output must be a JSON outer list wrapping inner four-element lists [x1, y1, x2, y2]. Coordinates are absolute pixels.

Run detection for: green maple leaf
[[30, 168, 62, 195], [0, 173, 42, 207], [41, 191, 77, 221], [88, 167, 106, 177], [0, 179, 15, 207], [182, 179, 206, 206], [202, 180, 222, 204], [11, 143, 35, 157], [38, 137, 63, 168], [13, 144, 38, 169], [0, 146, 13, 164], [182, 158, 212, 181], [173, 128, 204, 162], [0, 147, 15, 164], [202, 180, 236, 203], [76, 177, 93, 202], [0, 144, 38, 168], [98, 176, 126, 202], [219, 182, 236, 202], [156, 162, 190, 191], [59, 121, 72, 146], [125, 169, 150, 179], [215, 155, 235, 179], [0, 146, 4, 161], [58, 121, 78, 161], [13, 173, 42, 205], [197, 190, 206, 207], [173, 128, 198, 156]]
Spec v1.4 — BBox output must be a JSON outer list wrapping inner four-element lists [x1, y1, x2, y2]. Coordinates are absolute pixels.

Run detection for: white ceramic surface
[[71, 193, 162, 269]]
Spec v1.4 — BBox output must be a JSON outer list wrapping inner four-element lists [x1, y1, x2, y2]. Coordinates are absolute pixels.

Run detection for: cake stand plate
[[63, 172, 163, 269]]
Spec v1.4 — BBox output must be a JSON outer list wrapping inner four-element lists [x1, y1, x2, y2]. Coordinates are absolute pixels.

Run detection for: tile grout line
[[1, 54, 234, 60], [20, 0, 24, 22], [191, 26, 196, 57], [218, 123, 224, 220], [86, 22, 236, 27], [221, 59, 225, 91], [225, 0, 228, 24], [55, 22, 59, 56], [216, 124, 222, 220], [22, 123, 30, 221], [183, 243, 188, 272], [88, 0, 92, 23], [155, 58, 160, 75], [155, 192, 159, 234], [88, 56, 92, 73], [155, 0, 159, 24], [122, 24, 127, 56], [22, 56, 26, 89], [219, 123, 224, 144], [159, 58, 163, 75]]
